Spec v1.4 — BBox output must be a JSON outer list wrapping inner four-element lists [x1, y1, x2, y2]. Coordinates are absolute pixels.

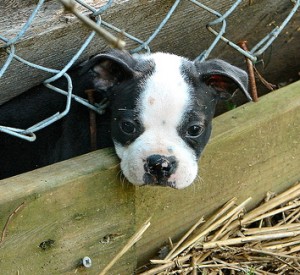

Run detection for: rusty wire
[[0, 0, 299, 141]]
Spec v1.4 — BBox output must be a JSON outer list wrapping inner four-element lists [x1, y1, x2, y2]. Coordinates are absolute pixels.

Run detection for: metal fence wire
[[0, 0, 299, 141]]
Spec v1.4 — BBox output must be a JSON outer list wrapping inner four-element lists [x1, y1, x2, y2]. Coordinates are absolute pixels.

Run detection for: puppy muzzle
[[143, 154, 178, 187]]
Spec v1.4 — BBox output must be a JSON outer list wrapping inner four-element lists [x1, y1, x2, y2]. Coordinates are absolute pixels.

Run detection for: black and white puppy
[[82, 50, 250, 189], [0, 50, 249, 188]]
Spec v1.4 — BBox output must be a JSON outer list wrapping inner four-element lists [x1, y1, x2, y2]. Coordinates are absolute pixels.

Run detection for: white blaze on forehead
[[138, 53, 190, 130]]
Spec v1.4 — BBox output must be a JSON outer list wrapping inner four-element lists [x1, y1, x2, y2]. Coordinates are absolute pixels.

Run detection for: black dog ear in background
[[80, 50, 136, 92], [196, 59, 251, 101]]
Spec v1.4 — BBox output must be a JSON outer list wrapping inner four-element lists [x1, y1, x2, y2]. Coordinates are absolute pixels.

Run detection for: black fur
[[0, 50, 249, 181], [0, 66, 112, 179]]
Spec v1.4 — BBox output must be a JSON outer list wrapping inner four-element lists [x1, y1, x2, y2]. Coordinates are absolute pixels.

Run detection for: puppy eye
[[186, 125, 203, 137], [120, 120, 136, 134]]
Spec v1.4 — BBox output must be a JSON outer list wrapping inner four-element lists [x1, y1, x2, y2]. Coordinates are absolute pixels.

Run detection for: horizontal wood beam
[[0, 81, 299, 273], [1, 0, 299, 105]]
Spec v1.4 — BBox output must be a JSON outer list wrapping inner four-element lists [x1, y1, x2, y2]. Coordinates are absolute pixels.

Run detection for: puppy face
[[84, 50, 249, 189]]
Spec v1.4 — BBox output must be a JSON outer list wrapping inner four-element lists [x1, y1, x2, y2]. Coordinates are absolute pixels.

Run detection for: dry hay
[[98, 182, 300, 275], [136, 182, 300, 275]]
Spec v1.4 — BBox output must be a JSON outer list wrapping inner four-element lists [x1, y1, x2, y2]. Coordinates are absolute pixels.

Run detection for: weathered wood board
[[0, 81, 299, 274], [0, 0, 299, 104], [0, 150, 138, 274]]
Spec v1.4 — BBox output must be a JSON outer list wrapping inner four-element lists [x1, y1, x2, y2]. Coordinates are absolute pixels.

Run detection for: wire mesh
[[0, 0, 299, 141]]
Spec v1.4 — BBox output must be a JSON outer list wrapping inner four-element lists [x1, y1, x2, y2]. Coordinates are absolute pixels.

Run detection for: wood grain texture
[[0, 149, 137, 274], [1, 0, 299, 104], [0, 81, 299, 273]]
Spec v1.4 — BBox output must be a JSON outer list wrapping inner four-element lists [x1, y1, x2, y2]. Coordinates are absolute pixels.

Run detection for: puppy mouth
[[142, 173, 177, 188]]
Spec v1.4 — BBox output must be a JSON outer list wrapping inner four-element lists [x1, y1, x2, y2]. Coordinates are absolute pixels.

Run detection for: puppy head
[[84, 50, 249, 189]]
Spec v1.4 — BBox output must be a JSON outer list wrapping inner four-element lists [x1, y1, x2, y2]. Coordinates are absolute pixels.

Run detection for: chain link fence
[[0, 0, 299, 141]]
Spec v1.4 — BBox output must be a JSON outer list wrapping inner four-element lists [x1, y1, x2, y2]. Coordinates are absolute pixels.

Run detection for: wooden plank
[[1, 0, 299, 104], [0, 149, 137, 274], [0, 82, 299, 273]]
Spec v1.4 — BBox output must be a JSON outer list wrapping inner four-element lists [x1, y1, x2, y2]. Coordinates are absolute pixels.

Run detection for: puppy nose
[[144, 154, 177, 184]]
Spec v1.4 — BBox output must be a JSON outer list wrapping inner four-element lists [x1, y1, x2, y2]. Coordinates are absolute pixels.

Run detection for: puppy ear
[[196, 59, 251, 101], [80, 50, 136, 91]]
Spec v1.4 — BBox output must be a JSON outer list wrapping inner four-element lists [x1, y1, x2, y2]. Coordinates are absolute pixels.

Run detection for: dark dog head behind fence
[[0, 50, 249, 189]]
